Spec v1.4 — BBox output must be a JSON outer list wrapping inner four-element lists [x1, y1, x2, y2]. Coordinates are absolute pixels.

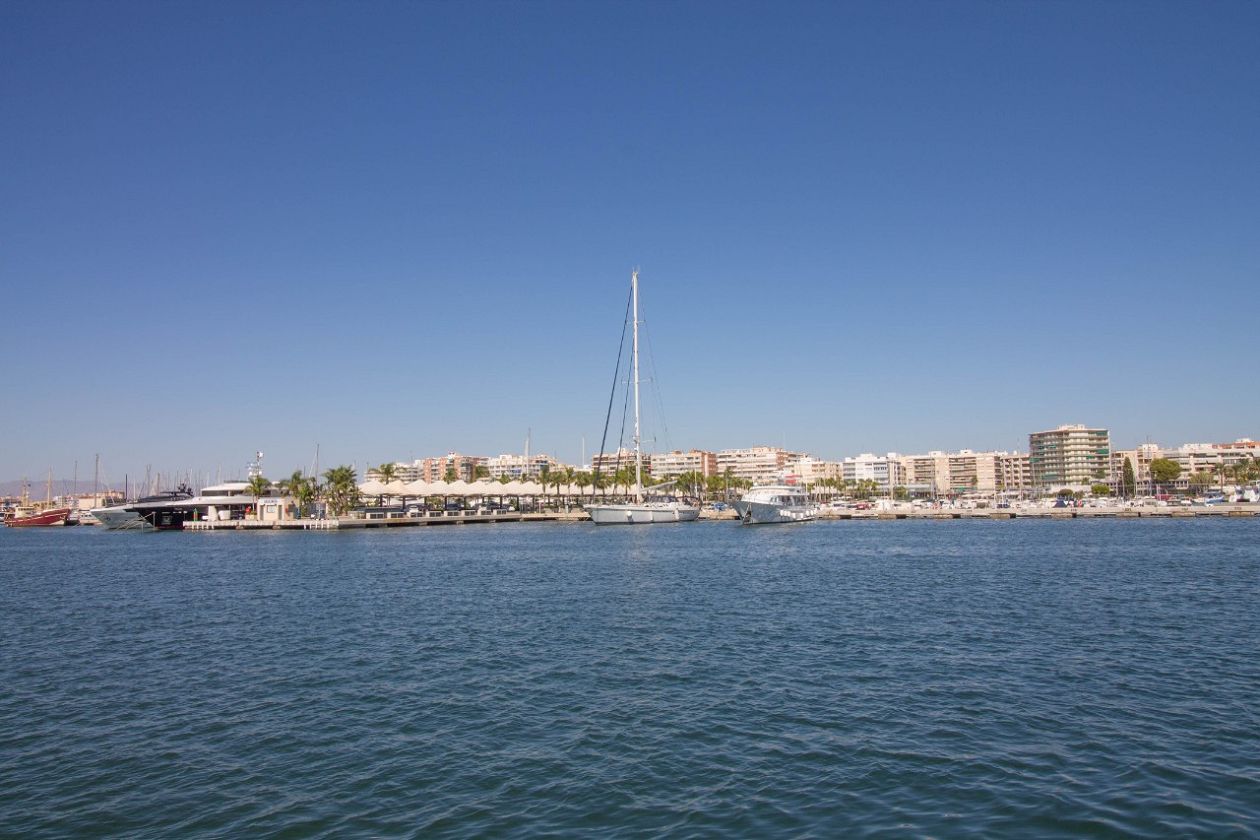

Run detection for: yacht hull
[[91, 507, 153, 531], [732, 500, 818, 525]]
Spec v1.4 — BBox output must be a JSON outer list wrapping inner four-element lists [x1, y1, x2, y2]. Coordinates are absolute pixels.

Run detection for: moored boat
[[92, 487, 195, 530], [3, 474, 71, 527], [4, 505, 72, 527], [586, 270, 700, 526], [732, 482, 819, 524]]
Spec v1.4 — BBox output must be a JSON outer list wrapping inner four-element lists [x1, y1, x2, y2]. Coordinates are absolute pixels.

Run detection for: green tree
[[474, 465, 490, 480], [1091, 483, 1111, 497], [574, 471, 592, 499], [1189, 471, 1214, 491], [1122, 457, 1136, 499], [375, 462, 398, 484], [1149, 458, 1181, 487], [893, 485, 909, 501], [443, 467, 458, 483]]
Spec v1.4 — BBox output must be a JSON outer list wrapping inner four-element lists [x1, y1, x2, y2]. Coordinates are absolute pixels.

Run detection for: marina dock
[[176, 504, 1259, 530], [819, 504, 1260, 521], [182, 510, 593, 530]]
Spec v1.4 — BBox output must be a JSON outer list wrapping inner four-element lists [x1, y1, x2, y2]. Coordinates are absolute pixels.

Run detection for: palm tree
[[279, 469, 313, 518], [443, 467, 458, 483], [574, 471, 592, 500], [322, 465, 359, 516], [376, 462, 398, 484], [246, 474, 271, 519], [474, 465, 491, 480]]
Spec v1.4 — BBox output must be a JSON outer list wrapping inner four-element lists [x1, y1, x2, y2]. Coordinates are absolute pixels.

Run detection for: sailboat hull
[[587, 502, 701, 525]]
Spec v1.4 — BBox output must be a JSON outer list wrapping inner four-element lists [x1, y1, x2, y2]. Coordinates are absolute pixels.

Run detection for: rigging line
[[594, 285, 634, 485], [639, 308, 673, 454], [616, 352, 633, 476]]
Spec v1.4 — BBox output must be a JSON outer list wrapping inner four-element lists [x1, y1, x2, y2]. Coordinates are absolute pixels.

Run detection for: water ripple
[[1, 520, 1258, 837]]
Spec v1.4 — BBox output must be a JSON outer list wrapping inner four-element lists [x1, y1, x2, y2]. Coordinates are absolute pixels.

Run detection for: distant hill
[[0, 478, 125, 499]]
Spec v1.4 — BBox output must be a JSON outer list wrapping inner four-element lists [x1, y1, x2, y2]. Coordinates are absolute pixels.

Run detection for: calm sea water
[[2, 520, 1258, 837]]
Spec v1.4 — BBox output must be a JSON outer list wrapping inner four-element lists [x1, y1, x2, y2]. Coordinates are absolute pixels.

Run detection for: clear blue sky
[[3, 1, 1257, 484]]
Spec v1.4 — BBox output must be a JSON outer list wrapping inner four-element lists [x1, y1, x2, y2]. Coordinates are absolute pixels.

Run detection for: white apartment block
[[1164, 439, 1258, 477], [842, 453, 906, 490], [485, 452, 561, 480], [785, 456, 842, 485], [651, 449, 718, 478], [365, 460, 423, 482], [716, 447, 795, 485]]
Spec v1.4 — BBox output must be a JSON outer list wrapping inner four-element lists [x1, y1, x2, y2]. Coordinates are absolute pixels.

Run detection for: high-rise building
[[1029, 425, 1111, 488]]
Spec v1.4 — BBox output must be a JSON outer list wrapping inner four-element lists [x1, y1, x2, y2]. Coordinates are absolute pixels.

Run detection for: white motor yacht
[[92, 487, 195, 530], [732, 484, 819, 524]]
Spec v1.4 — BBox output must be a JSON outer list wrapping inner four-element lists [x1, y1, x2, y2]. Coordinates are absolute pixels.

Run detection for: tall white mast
[[632, 269, 643, 502]]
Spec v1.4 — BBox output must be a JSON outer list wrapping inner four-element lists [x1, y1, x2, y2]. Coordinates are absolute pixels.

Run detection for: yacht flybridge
[[587, 271, 700, 526]]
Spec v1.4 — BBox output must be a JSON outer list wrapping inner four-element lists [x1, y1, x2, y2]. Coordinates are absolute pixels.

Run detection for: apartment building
[[650, 449, 718, 478], [996, 452, 1032, 494], [590, 448, 649, 477], [841, 453, 906, 491], [900, 452, 950, 495], [784, 456, 842, 485], [1110, 443, 1160, 488], [485, 452, 561, 480], [1029, 425, 1111, 488], [1164, 439, 1259, 477], [415, 453, 487, 482], [716, 447, 795, 485], [898, 450, 1008, 495], [365, 460, 422, 482]]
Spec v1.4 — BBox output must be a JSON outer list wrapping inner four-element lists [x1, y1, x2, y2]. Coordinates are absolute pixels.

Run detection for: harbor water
[[2, 520, 1258, 837]]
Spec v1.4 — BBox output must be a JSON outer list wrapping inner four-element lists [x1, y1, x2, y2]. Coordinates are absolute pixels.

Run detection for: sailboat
[[587, 270, 700, 525]]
